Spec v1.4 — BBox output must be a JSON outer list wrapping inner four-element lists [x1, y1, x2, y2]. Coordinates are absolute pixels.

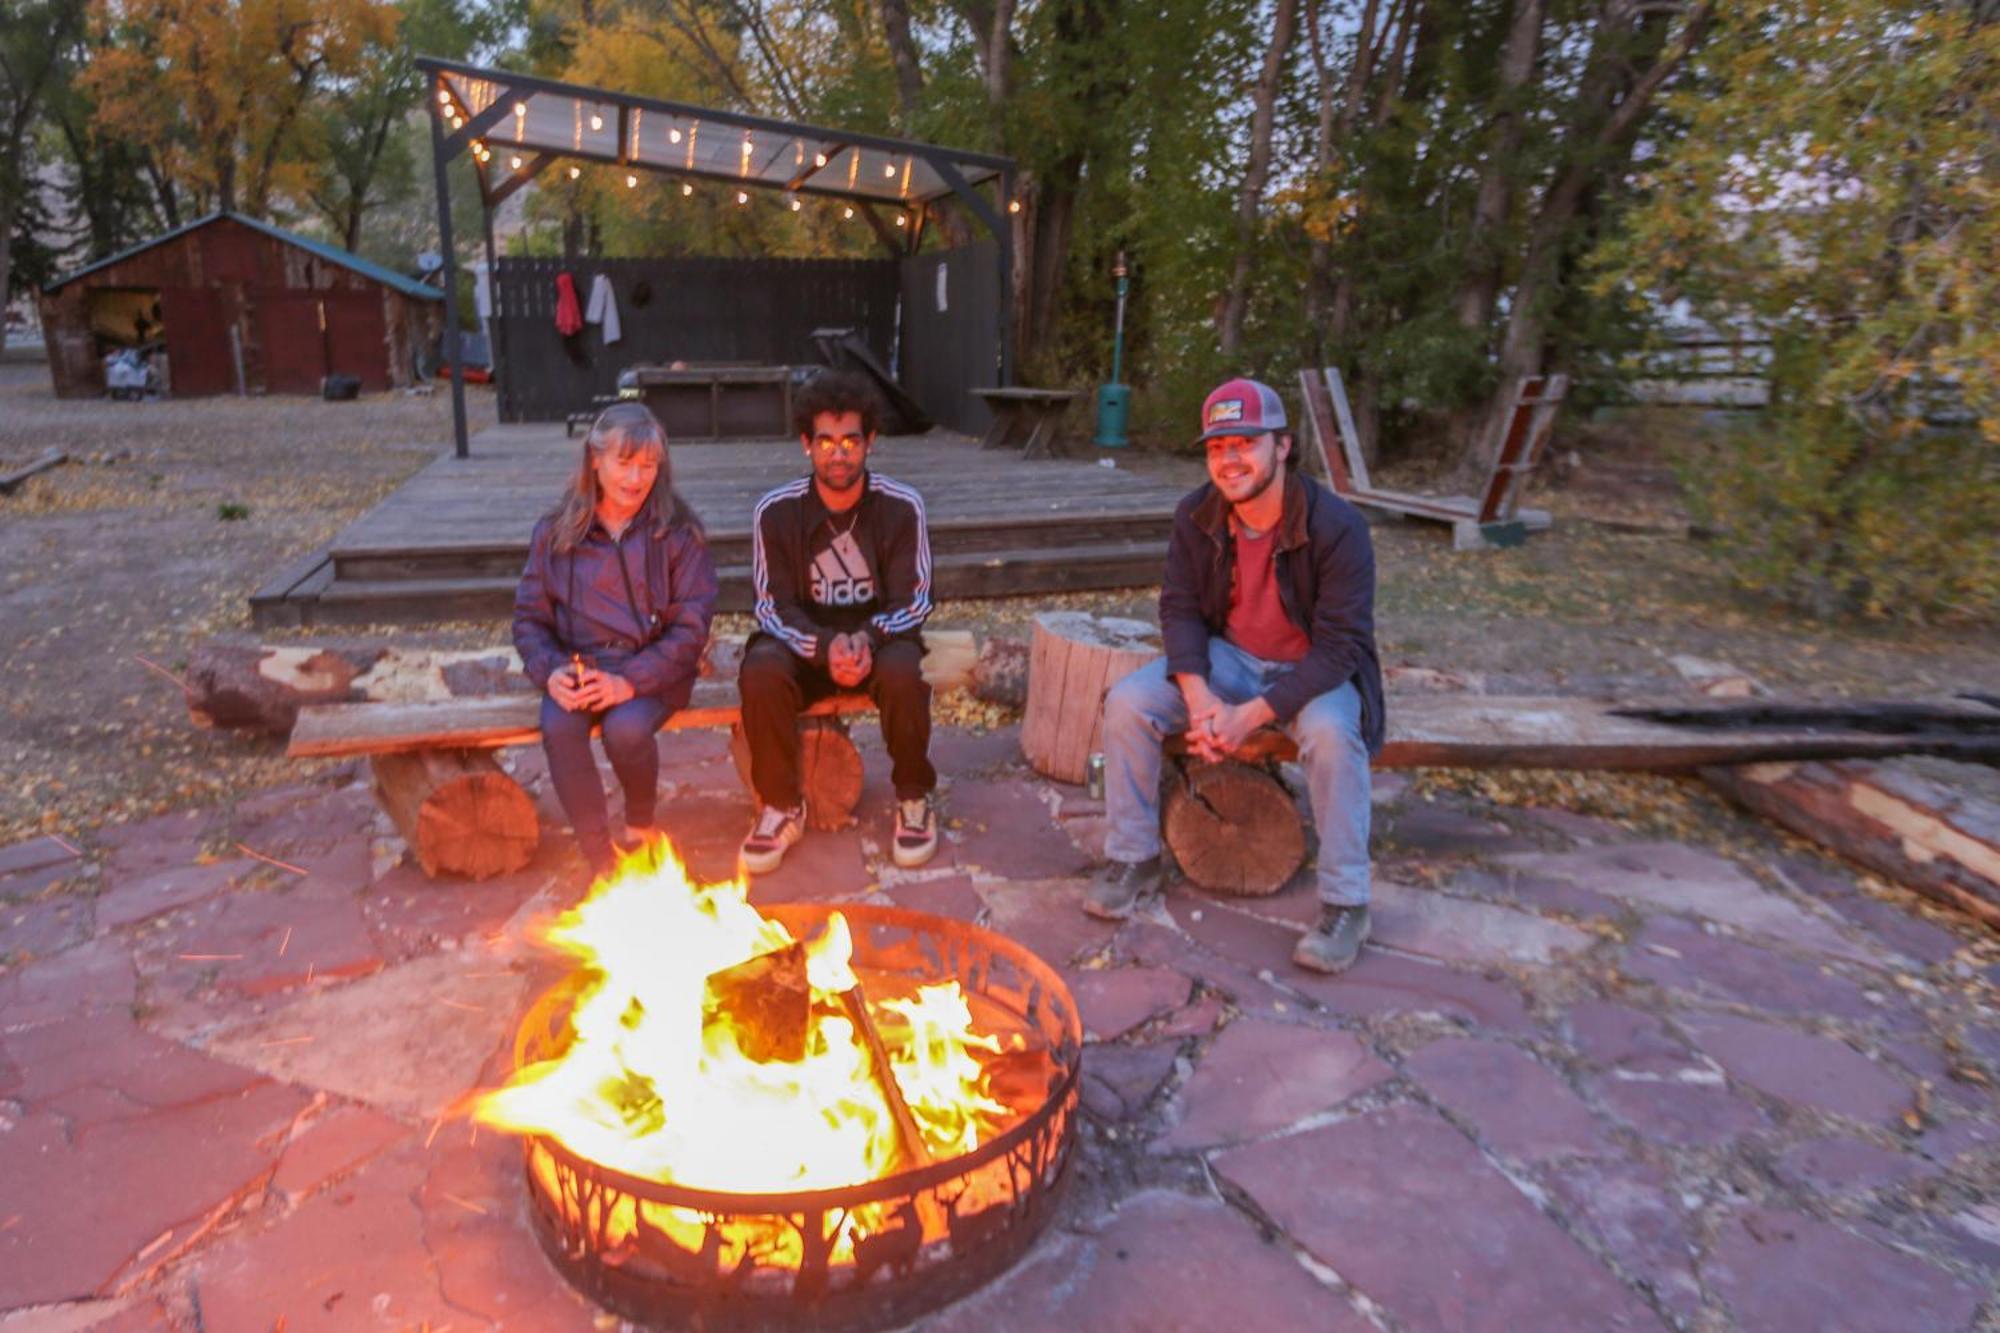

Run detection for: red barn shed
[[38, 212, 444, 398]]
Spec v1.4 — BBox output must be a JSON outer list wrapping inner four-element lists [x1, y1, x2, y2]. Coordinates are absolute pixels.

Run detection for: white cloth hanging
[[471, 261, 493, 320], [585, 273, 622, 345]]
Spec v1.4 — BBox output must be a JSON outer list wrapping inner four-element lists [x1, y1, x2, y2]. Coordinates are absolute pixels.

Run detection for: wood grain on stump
[[1021, 612, 1163, 784], [370, 749, 538, 879], [1162, 759, 1306, 896], [730, 719, 865, 831]]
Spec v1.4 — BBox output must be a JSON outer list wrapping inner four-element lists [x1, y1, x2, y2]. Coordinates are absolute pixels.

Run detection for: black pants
[[738, 636, 936, 807]]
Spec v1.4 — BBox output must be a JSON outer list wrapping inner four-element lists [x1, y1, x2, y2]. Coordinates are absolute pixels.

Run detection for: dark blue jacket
[[1160, 470, 1385, 754], [512, 503, 719, 709]]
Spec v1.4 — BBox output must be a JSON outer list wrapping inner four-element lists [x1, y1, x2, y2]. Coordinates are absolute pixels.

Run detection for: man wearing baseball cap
[[1084, 377, 1384, 974]]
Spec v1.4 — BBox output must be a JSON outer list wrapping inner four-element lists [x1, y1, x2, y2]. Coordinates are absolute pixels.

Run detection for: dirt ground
[[2, 357, 1997, 849]]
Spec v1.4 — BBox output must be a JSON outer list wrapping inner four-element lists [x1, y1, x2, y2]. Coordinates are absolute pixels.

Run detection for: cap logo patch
[[1207, 398, 1244, 425]]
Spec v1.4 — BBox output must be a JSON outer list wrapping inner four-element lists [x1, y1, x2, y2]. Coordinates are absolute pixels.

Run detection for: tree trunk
[[729, 718, 865, 830], [1217, 0, 1300, 358], [371, 749, 539, 879], [1021, 611, 1162, 784], [876, 0, 927, 126], [1452, 0, 1544, 331]]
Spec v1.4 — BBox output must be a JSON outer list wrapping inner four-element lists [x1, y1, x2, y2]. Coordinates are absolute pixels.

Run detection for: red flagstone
[[1404, 1037, 1611, 1162], [926, 1190, 1373, 1331], [1156, 1019, 1390, 1151], [1544, 1157, 1704, 1326], [1, 1010, 260, 1123], [0, 935, 137, 1028], [1214, 1105, 1665, 1332], [1705, 1207, 1982, 1333], [979, 879, 1118, 967], [0, 834, 81, 877], [419, 1135, 589, 1326], [1080, 1042, 1180, 1121], [1683, 1013, 1912, 1126], [0, 1080, 308, 1306], [272, 1104, 414, 1205], [1588, 1074, 1771, 1147], [1068, 966, 1191, 1041], [0, 887, 92, 963], [130, 885, 383, 999], [95, 858, 252, 931], [1772, 1135, 1931, 1196], [883, 872, 987, 922], [1287, 946, 1533, 1035], [1564, 1000, 1700, 1075]]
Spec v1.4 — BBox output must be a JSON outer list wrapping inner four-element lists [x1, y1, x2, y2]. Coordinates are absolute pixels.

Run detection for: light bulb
[[895, 213, 907, 226], [790, 197, 801, 211], [843, 206, 854, 220], [1009, 199, 1022, 214], [884, 161, 896, 177], [669, 128, 681, 143], [814, 152, 827, 168], [437, 89, 451, 105], [682, 182, 692, 196], [514, 102, 526, 117], [568, 166, 580, 180], [451, 116, 463, 130], [510, 155, 522, 170], [736, 191, 748, 204], [626, 174, 637, 188], [741, 137, 753, 156], [589, 113, 603, 131]]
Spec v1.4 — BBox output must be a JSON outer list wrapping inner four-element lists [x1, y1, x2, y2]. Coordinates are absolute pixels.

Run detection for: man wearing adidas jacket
[[738, 370, 940, 873]]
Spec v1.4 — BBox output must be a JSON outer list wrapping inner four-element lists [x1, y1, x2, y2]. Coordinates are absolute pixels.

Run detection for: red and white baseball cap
[[1196, 377, 1288, 443]]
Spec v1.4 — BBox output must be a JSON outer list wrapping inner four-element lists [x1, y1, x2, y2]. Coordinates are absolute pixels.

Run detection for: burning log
[[836, 982, 934, 1171], [703, 943, 811, 1063], [371, 748, 539, 879]]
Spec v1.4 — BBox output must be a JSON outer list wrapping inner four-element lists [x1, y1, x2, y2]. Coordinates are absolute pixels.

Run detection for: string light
[[626, 173, 638, 188], [1009, 199, 1022, 214], [568, 166, 581, 180], [669, 127, 682, 143], [736, 190, 749, 205], [437, 89, 451, 105], [814, 151, 828, 168], [510, 155, 522, 170], [884, 161, 897, 178], [790, 196, 801, 211], [450, 116, 463, 130], [842, 206, 854, 220], [589, 111, 604, 131], [682, 182, 693, 196], [895, 212, 907, 226], [514, 101, 527, 117]]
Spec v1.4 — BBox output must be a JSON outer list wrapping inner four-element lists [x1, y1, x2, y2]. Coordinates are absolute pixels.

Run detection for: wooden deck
[[252, 424, 1185, 627]]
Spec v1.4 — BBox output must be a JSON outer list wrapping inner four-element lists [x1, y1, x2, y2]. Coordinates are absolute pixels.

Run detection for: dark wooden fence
[[494, 255, 899, 423], [898, 241, 1000, 437]]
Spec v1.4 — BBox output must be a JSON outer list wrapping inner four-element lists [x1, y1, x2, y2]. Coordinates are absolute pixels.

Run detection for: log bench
[[285, 634, 987, 880]]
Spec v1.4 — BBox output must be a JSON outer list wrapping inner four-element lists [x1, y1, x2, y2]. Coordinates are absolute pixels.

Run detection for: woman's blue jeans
[[539, 693, 670, 870]]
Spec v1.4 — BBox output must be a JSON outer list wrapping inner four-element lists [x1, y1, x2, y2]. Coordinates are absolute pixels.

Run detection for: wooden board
[[1021, 612, 1162, 783]]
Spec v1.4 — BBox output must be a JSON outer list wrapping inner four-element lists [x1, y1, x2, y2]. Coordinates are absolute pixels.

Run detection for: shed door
[[257, 291, 327, 394], [159, 287, 233, 397], [323, 292, 390, 391]]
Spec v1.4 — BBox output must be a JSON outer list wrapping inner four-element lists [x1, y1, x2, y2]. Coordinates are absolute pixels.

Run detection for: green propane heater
[[1093, 250, 1132, 448]]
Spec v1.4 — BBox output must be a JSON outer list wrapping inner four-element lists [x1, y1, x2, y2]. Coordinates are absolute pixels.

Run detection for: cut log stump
[[1163, 759, 1306, 897], [730, 719, 865, 831], [371, 749, 539, 879], [1021, 612, 1163, 784]]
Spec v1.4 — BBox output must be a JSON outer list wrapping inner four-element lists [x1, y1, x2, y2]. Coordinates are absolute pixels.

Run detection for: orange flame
[[474, 842, 1011, 1197]]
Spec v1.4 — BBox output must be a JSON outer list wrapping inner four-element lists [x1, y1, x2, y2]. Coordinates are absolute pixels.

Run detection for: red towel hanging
[[554, 271, 583, 336]]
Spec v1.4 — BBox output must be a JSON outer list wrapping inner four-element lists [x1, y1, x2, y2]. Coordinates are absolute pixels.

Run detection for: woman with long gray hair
[[512, 403, 718, 878]]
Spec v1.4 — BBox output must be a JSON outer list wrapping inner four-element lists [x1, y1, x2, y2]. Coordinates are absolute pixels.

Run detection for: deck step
[[290, 539, 1169, 628], [328, 509, 1176, 582]]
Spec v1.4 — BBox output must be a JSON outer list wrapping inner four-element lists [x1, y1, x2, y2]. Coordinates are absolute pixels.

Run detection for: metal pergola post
[[428, 95, 470, 459]]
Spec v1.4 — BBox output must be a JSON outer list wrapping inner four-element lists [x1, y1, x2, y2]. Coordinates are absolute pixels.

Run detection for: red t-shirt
[[1225, 524, 1310, 662]]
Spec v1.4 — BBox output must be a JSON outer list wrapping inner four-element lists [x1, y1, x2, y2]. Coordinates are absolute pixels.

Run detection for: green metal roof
[[44, 211, 443, 301]]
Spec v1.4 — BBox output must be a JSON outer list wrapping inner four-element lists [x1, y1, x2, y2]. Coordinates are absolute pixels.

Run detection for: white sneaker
[[740, 802, 806, 875], [892, 795, 939, 869]]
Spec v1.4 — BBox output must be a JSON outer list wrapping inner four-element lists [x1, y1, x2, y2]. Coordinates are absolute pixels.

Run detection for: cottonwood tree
[[1, 0, 85, 311]]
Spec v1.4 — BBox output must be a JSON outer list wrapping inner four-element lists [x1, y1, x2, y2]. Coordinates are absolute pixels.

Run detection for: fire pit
[[478, 846, 1081, 1332]]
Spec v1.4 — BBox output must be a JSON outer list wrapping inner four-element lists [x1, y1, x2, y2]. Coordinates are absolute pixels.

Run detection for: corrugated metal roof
[[43, 211, 443, 301]]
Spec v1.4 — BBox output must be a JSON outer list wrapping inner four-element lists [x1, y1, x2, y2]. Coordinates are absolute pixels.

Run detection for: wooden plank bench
[[973, 387, 1084, 459]]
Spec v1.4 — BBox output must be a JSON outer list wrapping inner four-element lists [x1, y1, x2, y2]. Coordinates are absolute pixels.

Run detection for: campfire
[[475, 841, 1081, 1330]]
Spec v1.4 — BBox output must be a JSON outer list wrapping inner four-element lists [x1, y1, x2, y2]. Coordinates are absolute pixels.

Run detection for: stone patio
[[3, 723, 1997, 1330]]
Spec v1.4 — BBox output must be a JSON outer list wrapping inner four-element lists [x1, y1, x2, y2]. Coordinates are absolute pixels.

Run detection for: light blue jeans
[[1102, 638, 1371, 906]]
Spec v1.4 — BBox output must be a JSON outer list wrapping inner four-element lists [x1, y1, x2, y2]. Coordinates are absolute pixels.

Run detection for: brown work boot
[[1084, 857, 1162, 920], [1293, 904, 1370, 974]]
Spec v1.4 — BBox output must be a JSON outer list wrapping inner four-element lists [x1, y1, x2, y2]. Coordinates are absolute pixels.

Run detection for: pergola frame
[[419, 56, 1018, 457]]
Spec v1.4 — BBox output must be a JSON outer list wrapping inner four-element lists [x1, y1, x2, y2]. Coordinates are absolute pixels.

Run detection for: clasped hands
[[827, 631, 873, 688], [548, 659, 637, 712], [1178, 676, 1275, 764]]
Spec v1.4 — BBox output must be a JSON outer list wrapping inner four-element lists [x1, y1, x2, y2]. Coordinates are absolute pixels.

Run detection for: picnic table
[[634, 364, 794, 439], [972, 387, 1083, 459]]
